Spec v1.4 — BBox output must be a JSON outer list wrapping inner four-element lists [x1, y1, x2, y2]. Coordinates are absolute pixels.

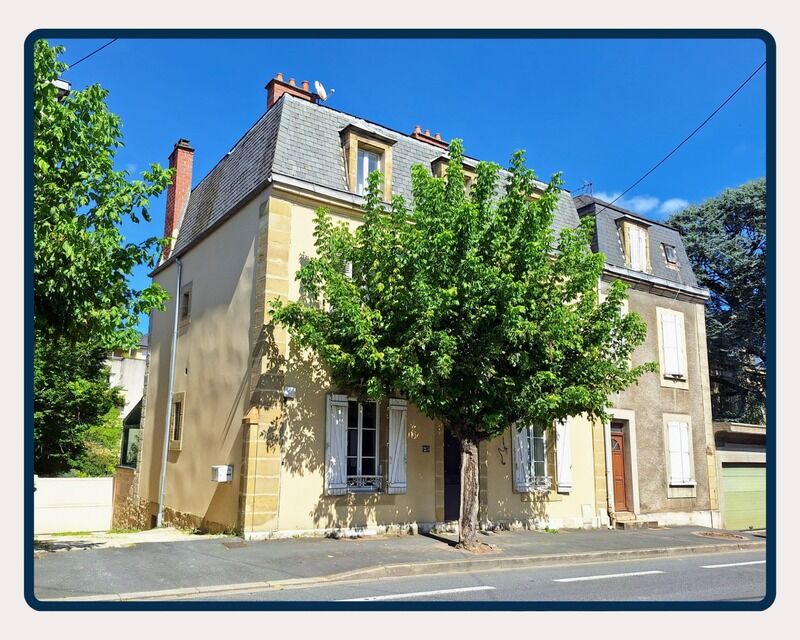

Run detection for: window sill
[[669, 480, 696, 488], [169, 442, 183, 452]]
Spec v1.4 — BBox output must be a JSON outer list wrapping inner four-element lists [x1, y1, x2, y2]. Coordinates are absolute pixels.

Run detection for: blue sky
[[51, 36, 767, 332]]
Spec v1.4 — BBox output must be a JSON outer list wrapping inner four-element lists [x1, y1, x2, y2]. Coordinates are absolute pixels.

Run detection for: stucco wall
[[606, 279, 717, 520], [138, 192, 266, 530], [35, 477, 113, 534], [108, 354, 147, 418], [481, 416, 599, 529]]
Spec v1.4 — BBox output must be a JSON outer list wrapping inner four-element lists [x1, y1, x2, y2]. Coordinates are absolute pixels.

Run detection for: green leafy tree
[[272, 140, 653, 549], [33, 40, 171, 474], [668, 179, 766, 423]]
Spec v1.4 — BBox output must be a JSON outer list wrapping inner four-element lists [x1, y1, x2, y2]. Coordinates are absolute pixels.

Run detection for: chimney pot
[[276, 72, 284, 81], [435, 133, 442, 140], [289, 78, 296, 87], [425, 129, 431, 136], [301, 80, 309, 91], [414, 125, 421, 134]]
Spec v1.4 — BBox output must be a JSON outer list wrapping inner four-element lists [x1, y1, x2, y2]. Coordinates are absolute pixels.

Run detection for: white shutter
[[667, 421, 691, 484], [556, 418, 573, 493], [512, 425, 532, 492], [630, 226, 644, 271], [661, 312, 681, 376], [325, 394, 348, 495], [387, 398, 408, 494], [679, 422, 691, 483], [675, 313, 686, 377]]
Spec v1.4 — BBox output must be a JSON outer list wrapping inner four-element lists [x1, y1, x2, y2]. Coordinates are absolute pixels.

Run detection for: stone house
[[575, 195, 720, 528], [116, 75, 719, 537]]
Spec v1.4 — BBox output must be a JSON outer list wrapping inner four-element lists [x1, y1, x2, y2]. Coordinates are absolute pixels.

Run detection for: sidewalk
[[33, 526, 765, 602]]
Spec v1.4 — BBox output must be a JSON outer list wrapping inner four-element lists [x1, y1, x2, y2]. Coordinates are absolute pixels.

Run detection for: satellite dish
[[314, 80, 328, 101]]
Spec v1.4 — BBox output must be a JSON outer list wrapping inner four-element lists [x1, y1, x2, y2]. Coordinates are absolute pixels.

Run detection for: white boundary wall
[[34, 477, 113, 534]]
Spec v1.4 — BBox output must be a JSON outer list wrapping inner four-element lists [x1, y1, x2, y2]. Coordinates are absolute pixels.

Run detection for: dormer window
[[431, 156, 477, 194], [356, 148, 381, 195], [340, 124, 396, 202], [663, 243, 678, 265], [616, 218, 651, 273]]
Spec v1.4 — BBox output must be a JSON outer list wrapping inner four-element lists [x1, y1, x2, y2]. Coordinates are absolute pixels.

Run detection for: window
[[356, 148, 381, 195], [169, 393, 185, 450], [667, 421, 693, 485], [179, 282, 192, 327], [512, 423, 551, 492], [663, 243, 678, 265], [340, 124, 396, 201], [325, 394, 406, 496], [120, 424, 140, 467], [658, 308, 687, 383], [346, 400, 380, 490]]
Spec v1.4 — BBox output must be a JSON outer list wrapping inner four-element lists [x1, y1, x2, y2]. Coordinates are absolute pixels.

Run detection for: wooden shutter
[[667, 421, 691, 484], [512, 425, 532, 492], [387, 398, 408, 494], [325, 394, 349, 495], [629, 225, 643, 271], [661, 312, 681, 376], [556, 418, 573, 492]]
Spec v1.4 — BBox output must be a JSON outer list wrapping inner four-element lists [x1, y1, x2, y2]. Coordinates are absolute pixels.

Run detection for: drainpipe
[[156, 257, 182, 528]]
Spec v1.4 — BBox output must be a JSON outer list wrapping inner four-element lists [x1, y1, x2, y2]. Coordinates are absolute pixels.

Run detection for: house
[[107, 335, 148, 468], [713, 420, 765, 531], [116, 75, 718, 538], [574, 195, 720, 528]]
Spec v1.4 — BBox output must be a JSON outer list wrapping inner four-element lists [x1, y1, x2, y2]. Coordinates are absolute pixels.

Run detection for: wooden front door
[[611, 430, 628, 512]]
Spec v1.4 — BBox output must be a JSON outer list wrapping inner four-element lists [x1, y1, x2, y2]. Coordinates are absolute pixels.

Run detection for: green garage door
[[721, 463, 766, 531]]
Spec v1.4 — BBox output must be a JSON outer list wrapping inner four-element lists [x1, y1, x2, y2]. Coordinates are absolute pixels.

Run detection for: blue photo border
[[24, 28, 776, 612]]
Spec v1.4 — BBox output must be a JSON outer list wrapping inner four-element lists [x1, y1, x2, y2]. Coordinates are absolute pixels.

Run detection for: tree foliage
[[33, 40, 170, 474], [668, 179, 766, 423], [272, 140, 654, 547]]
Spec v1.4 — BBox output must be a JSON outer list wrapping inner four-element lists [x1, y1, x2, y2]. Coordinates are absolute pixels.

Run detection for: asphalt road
[[168, 549, 767, 603]]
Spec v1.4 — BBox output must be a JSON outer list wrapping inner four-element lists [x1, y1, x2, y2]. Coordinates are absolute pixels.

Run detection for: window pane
[[533, 437, 545, 466], [361, 428, 376, 457], [347, 457, 358, 476], [348, 401, 359, 430], [362, 402, 376, 429], [172, 402, 183, 441], [123, 427, 140, 467], [347, 428, 358, 457], [361, 457, 376, 476]]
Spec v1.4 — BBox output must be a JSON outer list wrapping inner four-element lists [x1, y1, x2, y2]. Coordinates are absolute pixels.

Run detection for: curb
[[41, 540, 765, 602]]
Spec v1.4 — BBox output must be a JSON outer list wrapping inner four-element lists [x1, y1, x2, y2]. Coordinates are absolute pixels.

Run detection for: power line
[[580, 60, 766, 212], [67, 39, 118, 69]]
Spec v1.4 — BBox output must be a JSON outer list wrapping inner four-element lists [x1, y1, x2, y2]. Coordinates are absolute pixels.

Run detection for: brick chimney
[[411, 125, 448, 150], [265, 72, 319, 110], [163, 138, 194, 260]]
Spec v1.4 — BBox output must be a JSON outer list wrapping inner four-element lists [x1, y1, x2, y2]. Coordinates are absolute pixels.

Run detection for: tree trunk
[[458, 434, 481, 550]]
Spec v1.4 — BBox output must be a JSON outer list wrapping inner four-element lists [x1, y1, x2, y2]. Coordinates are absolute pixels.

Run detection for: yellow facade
[[137, 186, 605, 537]]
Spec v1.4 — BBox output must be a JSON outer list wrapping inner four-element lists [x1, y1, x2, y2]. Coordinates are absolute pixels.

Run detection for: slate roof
[[573, 195, 699, 288], [167, 94, 580, 262]]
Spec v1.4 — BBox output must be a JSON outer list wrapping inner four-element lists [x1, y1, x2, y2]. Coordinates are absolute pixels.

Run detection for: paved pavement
[[183, 549, 767, 603], [33, 526, 765, 602]]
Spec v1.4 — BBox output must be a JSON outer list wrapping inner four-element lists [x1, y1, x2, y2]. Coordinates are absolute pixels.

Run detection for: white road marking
[[553, 570, 664, 583], [339, 586, 496, 601], [701, 560, 766, 569]]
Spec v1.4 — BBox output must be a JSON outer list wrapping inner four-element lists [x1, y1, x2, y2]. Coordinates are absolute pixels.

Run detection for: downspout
[[598, 275, 616, 529], [156, 257, 182, 528]]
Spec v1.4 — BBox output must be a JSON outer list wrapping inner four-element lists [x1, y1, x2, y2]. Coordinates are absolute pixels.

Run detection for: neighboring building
[[575, 196, 720, 528], [107, 336, 148, 469], [117, 75, 720, 537], [713, 421, 766, 531]]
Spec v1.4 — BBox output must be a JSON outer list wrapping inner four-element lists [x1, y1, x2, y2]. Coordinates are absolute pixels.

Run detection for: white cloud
[[592, 191, 689, 218], [659, 198, 689, 216]]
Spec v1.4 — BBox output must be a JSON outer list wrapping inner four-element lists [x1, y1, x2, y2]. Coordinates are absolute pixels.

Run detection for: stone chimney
[[163, 138, 194, 260], [411, 125, 448, 150], [265, 72, 319, 110]]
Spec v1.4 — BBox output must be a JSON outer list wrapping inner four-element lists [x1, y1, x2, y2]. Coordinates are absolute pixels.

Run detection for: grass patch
[[48, 530, 94, 537], [545, 528, 560, 534], [107, 527, 142, 534]]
